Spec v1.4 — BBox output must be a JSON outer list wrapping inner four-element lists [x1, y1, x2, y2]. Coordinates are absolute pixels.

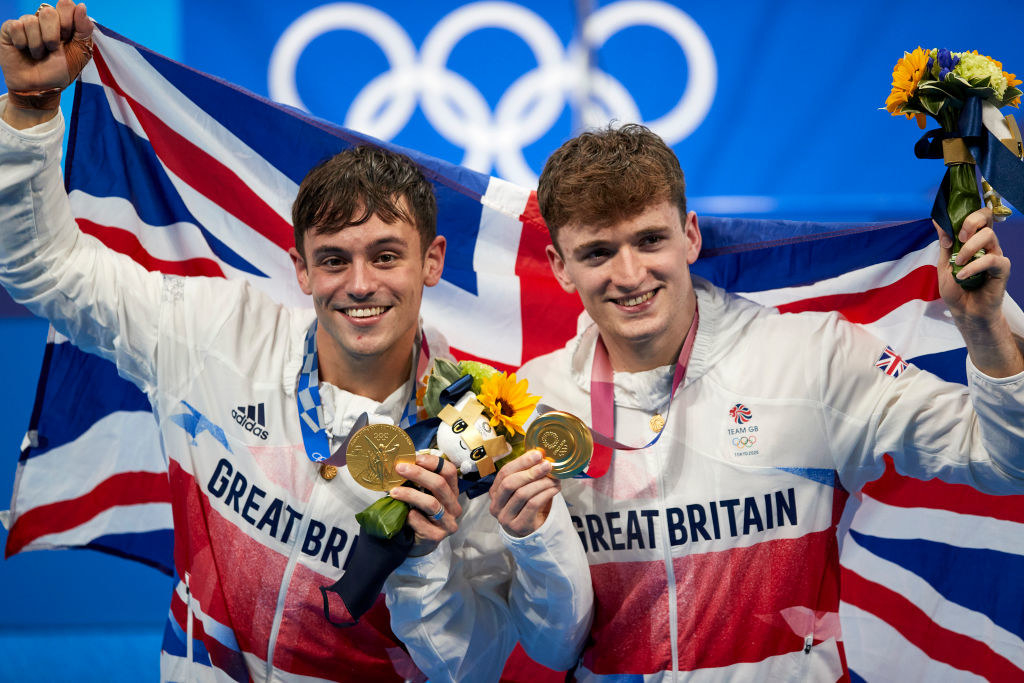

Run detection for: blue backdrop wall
[[1, 1, 1023, 679]]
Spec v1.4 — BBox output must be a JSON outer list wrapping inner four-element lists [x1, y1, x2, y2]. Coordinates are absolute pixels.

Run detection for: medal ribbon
[[585, 306, 699, 478], [295, 321, 430, 465]]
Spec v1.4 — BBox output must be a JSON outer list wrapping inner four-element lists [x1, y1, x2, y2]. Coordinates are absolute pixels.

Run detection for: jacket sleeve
[[384, 491, 593, 681], [0, 102, 165, 392], [817, 312, 1024, 494]]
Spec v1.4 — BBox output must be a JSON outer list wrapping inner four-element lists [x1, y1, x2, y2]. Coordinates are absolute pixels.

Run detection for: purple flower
[[937, 48, 959, 80]]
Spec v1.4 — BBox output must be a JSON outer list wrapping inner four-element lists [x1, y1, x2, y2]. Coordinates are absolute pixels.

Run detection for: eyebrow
[[311, 235, 409, 260]]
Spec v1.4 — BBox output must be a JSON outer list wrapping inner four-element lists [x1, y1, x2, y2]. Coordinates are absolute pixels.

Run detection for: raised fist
[[1, 0, 92, 111]]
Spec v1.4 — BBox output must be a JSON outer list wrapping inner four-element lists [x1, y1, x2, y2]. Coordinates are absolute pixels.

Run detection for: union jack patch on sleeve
[[875, 345, 908, 378]]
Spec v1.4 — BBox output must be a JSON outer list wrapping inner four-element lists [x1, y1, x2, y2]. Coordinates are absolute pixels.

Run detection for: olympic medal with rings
[[269, 0, 717, 185], [524, 411, 593, 479], [346, 423, 417, 491]]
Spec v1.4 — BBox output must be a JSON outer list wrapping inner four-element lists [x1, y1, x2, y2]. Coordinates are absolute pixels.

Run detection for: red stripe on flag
[[77, 219, 226, 278], [516, 192, 583, 365], [5, 471, 171, 557], [777, 265, 938, 324], [863, 455, 1024, 524], [90, 48, 293, 252], [584, 529, 842, 674], [841, 567, 1022, 681]]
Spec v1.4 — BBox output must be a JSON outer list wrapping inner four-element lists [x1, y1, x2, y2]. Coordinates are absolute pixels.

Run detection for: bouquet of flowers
[[885, 47, 1022, 288], [356, 359, 539, 539]]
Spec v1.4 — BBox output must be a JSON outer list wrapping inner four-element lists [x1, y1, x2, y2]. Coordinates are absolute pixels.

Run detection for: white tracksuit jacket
[[516, 277, 1024, 681], [0, 101, 592, 683]]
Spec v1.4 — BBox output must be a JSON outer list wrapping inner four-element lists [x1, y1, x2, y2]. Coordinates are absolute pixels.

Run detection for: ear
[[545, 243, 577, 294], [683, 210, 702, 265], [289, 247, 312, 295], [422, 235, 446, 287]]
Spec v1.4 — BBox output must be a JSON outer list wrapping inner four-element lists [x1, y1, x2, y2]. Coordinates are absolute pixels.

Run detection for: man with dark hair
[[497, 122, 1024, 679], [0, 3, 590, 681]]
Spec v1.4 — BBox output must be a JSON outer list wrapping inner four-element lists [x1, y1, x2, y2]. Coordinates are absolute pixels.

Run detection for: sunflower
[[886, 47, 931, 119], [478, 372, 540, 436]]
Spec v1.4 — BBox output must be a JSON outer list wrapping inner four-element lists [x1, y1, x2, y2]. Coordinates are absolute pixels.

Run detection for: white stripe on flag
[[28, 502, 171, 549], [853, 494, 1024, 556], [14, 411, 163, 509], [840, 602, 988, 682]]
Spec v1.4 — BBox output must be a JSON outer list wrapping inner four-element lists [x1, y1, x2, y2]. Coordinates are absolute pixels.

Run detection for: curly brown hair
[[292, 146, 437, 258], [537, 123, 686, 252]]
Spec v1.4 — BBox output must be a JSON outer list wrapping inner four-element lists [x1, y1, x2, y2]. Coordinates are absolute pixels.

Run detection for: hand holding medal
[[348, 359, 593, 541]]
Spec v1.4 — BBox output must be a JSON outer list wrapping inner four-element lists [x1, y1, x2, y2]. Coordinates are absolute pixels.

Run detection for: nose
[[347, 259, 375, 300], [609, 247, 646, 292]]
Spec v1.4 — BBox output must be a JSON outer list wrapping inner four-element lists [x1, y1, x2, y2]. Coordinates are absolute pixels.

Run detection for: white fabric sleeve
[[384, 492, 593, 681], [500, 493, 594, 671], [0, 100, 164, 391], [818, 313, 1024, 494]]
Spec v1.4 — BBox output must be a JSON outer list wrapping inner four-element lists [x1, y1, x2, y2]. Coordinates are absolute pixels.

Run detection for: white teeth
[[345, 306, 387, 318], [618, 291, 655, 307]]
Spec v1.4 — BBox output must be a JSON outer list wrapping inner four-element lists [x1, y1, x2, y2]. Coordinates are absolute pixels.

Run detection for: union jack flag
[[876, 345, 909, 378], [729, 403, 752, 424], [2, 22, 1023, 683]]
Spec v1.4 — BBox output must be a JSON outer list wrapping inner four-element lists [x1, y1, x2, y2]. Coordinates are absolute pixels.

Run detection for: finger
[[932, 220, 953, 253], [405, 508, 452, 544], [36, 5, 59, 50], [18, 15, 45, 60], [71, 2, 90, 41], [497, 477, 559, 522], [502, 487, 559, 537], [957, 207, 993, 243], [955, 227, 1002, 265], [489, 452, 551, 516], [1, 19, 28, 51], [389, 486, 459, 534], [954, 252, 1011, 282], [56, 0, 75, 41], [396, 457, 461, 515]]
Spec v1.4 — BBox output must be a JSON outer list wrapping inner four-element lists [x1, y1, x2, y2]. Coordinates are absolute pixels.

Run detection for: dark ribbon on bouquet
[[914, 96, 1024, 239], [320, 373, 493, 627]]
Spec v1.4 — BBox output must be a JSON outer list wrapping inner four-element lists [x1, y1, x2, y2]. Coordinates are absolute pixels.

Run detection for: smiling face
[[546, 199, 701, 372], [290, 210, 445, 386]]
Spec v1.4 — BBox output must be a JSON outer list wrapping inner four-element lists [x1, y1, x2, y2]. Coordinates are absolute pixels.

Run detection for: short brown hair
[[292, 146, 437, 257], [537, 123, 686, 250]]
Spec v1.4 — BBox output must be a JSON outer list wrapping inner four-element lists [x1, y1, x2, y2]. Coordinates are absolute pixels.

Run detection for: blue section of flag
[[87, 529, 175, 575], [694, 218, 934, 292], [25, 343, 151, 461], [911, 347, 969, 385], [849, 530, 1024, 641]]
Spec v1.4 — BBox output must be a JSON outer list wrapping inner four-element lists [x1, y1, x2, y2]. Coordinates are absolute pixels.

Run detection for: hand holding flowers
[[886, 47, 1023, 289]]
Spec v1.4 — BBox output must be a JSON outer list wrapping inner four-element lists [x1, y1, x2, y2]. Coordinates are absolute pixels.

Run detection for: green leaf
[[917, 92, 944, 116], [355, 496, 410, 539], [423, 358, 462, 417]]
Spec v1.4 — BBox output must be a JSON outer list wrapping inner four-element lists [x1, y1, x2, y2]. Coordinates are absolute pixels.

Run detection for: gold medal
[[649, 414, 665, 433], [345, 423, 416, 491], [524, 411, 593, 479]]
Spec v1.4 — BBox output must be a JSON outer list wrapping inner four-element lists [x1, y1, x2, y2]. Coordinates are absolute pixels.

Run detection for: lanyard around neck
[[295, 321, 429, 464], [586, 306, 699, 478]]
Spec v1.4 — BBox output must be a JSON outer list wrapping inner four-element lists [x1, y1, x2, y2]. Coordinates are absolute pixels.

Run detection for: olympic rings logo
[[269, 1, 717, 185], [732, 436, 757, 449]]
